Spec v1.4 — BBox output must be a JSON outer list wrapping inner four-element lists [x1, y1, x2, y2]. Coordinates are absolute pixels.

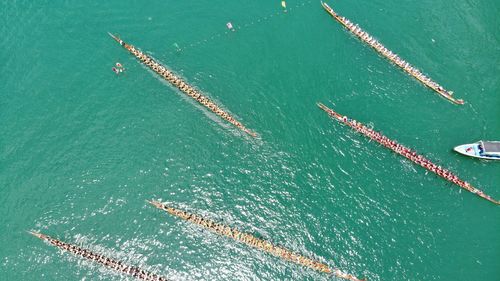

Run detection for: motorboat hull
[[454, 142, 500, 160]]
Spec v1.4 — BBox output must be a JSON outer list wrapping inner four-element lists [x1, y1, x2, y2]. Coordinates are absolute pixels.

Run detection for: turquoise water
[[1, 0, 499, 280]]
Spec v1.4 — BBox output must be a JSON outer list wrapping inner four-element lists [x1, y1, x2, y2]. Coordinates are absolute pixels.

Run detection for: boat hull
[[454, 143, 500, 160]]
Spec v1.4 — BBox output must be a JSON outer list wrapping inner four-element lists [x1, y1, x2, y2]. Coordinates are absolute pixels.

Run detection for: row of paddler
[[321, 2, 464, 104], [109, 32, 496, 204], [109, 33, 257, 137], [30, 201, 365, 281], [317, 103, 499, 205]]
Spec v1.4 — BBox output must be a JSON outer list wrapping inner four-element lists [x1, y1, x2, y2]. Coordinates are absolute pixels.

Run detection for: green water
[[1, 0, 499, 280]]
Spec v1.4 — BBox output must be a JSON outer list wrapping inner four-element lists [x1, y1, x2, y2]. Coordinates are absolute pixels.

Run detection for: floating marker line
[[321, 2, 464, 105], [108, 33, 257, 137], [148, 201, 365, 281], [317, 103, 498, 205], [29, 231, 169, 281], [165, 0, 313, 55]]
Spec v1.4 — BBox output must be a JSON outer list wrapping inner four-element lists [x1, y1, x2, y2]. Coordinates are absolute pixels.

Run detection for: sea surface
[[1, 0, 499, 280]]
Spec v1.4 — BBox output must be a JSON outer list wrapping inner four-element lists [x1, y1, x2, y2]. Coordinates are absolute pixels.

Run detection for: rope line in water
[[166, 0, 313, 55]]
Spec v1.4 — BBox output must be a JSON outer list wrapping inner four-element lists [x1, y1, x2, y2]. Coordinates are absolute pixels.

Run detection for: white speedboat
[[454, 141, 500, 160]]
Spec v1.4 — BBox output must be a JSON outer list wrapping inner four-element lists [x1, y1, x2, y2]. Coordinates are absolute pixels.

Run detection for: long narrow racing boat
[[148, 201, 365, 281], [108, 33, 257, 137], [29, 231, 169, 281], [317, 103, 498, 205], [321, 2, 464, 105]]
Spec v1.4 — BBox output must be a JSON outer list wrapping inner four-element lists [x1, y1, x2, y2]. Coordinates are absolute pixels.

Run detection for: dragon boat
[[148, 201, 365, 281], [318, 103, 498, 205], [108, 33, 257, 137], [29, 231, 169, 280], [321, 2, 464, 105]]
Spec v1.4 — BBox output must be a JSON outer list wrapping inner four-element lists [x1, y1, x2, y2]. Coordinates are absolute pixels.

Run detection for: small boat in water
[[454, 141, 500, 160]]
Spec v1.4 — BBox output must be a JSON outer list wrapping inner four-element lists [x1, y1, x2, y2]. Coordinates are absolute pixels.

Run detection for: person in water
[[112, 62, 125, 74]]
